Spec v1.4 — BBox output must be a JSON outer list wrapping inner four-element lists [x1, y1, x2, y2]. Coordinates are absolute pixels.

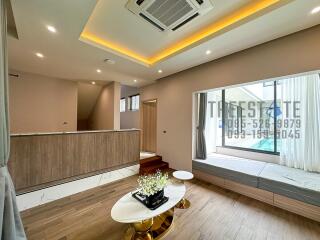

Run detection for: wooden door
[[142, 100, 157, 152]]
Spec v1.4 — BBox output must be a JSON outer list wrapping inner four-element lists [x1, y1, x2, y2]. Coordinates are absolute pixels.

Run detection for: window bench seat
[[193, 154, 320, 222]]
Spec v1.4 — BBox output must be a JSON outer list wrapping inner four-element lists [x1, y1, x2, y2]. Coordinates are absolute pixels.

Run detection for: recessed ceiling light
[[311, 6, 320, 14], [91, 81, 96, 85], [96, 69, 101, 73], [133, 79, 137, 82], [158, 69, 163, 73], [35, 52, 44, 58], [47, 25, 57, 33], [206, 50, 212, 55]]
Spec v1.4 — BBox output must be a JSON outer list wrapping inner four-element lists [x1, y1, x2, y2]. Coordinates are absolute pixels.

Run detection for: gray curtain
[[196, 93, 207, 159], [0, 0, 27, 239]]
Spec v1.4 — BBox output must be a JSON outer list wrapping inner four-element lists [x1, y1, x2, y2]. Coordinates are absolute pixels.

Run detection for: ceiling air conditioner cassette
[[126, 0, 214, 32]]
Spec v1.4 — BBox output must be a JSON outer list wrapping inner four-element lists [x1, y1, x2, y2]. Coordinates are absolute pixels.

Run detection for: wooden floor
[[21, 175, 320, 240]]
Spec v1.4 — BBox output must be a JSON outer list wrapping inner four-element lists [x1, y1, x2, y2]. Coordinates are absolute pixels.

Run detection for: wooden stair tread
[[139, 156, 169, 174], [140, 155, 162, 165], [142, 162, 168, 170]]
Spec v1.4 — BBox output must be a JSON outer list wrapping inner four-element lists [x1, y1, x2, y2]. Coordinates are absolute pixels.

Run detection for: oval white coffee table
[[111, 183, 186, 240]]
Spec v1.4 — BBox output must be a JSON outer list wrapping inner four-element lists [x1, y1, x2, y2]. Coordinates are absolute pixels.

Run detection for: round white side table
[[172, 171, 194, 209]]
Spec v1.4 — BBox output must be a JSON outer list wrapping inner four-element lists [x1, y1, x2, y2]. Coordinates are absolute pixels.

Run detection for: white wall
[[140, 25, 320, 171], [89, 82, 121, 130], [120, 85, 140, 129], [9, 70, 78, 133], [77, 82, 102, 120]]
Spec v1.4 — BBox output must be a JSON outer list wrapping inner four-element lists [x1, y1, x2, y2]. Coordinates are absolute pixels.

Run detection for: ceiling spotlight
[[35, 52, 44, 58], [206, 50, 212, 55], [91, 81, 96, 85], [133, 79, 137, 82], [96, 69, 101, 73], [104, 59, 115, 64], [158, 69, 163, 73], [47, 25, 57, 33], [311, 6, 320, 14]]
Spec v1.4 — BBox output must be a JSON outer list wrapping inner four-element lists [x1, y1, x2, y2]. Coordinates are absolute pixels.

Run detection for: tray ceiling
[[80, 0, 287, 66]]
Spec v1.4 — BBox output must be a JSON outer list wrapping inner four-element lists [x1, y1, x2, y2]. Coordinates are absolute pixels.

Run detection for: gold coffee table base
[[175, 198, 191, 209], [124, 208, 174, 240]]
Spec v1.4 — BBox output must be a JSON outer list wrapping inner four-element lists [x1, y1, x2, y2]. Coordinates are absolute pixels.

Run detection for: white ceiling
[[8, 0, 320, 87]]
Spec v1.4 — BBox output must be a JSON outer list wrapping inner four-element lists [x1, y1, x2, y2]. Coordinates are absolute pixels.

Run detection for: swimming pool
[[251, 138, 281, 152]]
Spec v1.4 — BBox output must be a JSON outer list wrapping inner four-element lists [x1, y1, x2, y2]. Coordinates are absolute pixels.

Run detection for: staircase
[[139, 155, 169, 175]]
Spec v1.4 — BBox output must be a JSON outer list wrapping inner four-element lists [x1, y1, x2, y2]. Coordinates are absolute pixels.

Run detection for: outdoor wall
[[9, 70, 78, 133], [140, 25, 320, 171], [89, 81, 121, 130], [120, 85, 140, 129]]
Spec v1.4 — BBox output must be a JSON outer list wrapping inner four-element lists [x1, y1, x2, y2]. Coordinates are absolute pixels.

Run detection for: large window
[[203, 73, 320, 173], [222, 81, 280, 154], [205, 80, 284, 155], [129, 94, 140, 111], [120, 98, 126, 112]]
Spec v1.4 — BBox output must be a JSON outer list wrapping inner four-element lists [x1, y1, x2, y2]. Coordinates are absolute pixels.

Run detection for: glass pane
[[224, 81, 275, 152], [136, 95, 140, 110], [276, 80, 283, 151], [120, 99, 126, 112], [130, 95, 140, 110], [205, 91, 222, 155], [132, 97, 136, 110], [134, 96, 137, 110]]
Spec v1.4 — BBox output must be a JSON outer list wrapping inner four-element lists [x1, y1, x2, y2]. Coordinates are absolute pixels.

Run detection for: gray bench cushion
[[193, 154, 267, 187], [193, 154, 320, 207], [258, 164, 320, 207]]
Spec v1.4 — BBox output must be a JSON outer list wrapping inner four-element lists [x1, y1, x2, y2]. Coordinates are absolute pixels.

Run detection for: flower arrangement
[[137, 170, 169, 197]]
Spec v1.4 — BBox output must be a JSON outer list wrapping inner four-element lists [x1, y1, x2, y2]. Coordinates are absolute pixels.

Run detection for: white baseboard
[[17, 164, 139, 211]]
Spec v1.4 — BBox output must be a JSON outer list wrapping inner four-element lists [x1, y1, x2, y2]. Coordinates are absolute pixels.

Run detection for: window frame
[[221, 81, 279, 155], [128, 94, 140, 111]]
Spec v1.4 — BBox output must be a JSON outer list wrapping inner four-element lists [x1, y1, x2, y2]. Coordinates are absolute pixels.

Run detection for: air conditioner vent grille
[[136, 0, 145, 5], [172, 12, 199, 31], [146, 0, 194, 27], [126, 0, 214, 31], [139, 13, 165, 31]]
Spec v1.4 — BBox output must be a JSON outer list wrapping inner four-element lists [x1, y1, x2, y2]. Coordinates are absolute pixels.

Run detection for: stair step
[[140, 155, 162, 165], [139, 162, 169, 175], [141, 162, 168, 171], [140, 160, 164, 168]]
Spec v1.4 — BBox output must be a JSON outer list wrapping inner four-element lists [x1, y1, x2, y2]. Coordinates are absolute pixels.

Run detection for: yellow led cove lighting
[[80, 0, 284, 66], [80, 32, 151, 65]]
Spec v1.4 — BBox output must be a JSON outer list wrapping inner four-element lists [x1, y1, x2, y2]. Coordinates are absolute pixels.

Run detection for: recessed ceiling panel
[[79, 0, 288, 66]]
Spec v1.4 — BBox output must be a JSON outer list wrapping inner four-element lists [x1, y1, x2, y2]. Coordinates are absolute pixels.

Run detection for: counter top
[[11, 129, 140, 137]]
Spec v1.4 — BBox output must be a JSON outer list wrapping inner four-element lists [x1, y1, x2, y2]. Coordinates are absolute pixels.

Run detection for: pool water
[[251, 138, 281, 152]]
